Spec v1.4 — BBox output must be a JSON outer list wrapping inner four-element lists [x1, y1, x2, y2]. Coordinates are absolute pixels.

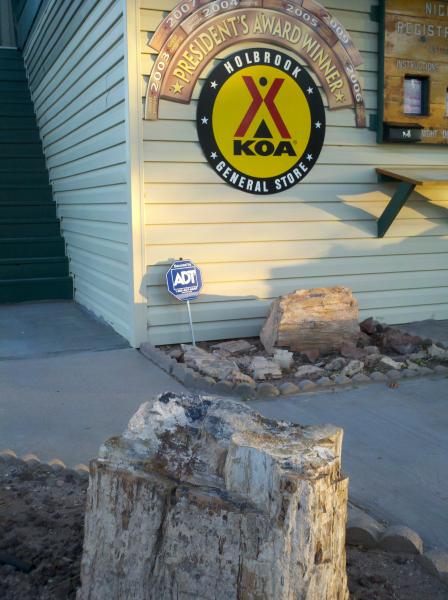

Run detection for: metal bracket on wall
[[376, 177, 416, 238]]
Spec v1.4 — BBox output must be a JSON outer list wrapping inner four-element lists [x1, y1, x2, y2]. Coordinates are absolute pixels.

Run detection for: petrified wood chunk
[[261, 286, 360, 355], [77, 393, 349, 600]]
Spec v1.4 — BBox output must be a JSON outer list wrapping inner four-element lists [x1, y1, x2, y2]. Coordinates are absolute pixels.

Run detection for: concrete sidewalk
[[253, 377, 448, 550], [0, 302, 184, 465]]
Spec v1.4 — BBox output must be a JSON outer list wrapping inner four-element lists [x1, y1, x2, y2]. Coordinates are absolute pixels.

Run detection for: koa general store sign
[[145, 0, 366, 192]]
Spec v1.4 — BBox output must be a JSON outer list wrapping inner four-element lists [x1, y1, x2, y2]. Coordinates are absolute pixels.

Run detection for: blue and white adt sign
[[166, 260, 203, 302]]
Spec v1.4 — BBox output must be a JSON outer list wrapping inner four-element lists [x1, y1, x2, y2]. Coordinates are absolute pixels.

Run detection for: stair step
[[0, 116, 38, 130], [0, 49, 21, 59], [0, 70, 26, 82], [0, 276, 73, 303], [0, 90, 31, 103], [0, 203, 57, 218], [0, 59, 24, 71], [0, 187, 53, 202], [0, 237, 66, 259], [0, 257, 68, 279], [0, 81, 28, 93], [0, 219, 62, 237], [0, 69, 26, 81], [0, 143, 43, 157], [0, 157, 46, 171], [0, 172, 49, 186], [0, 130, 40, 143], [0, 102, 35, 117]]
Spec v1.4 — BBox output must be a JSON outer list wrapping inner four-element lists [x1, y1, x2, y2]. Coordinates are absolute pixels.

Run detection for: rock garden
[[143, 286, 448, 399]]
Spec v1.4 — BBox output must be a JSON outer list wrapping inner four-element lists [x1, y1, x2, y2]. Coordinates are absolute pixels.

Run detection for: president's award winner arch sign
[[145, 0, 366, 193]]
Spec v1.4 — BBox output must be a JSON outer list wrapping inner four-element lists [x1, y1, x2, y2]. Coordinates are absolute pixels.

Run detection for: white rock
[[428, 344, 448, 361], [295, 365, 325, 380], [342, 360, 364, 377], [379, 356, 403, 370], [210, 339, 255, 355], [78, 393, 349, 600], [182, 345, 253, 384], [272, 348, 294, 371], [405, 360, 420, 371], [250, 356, 282, 380]]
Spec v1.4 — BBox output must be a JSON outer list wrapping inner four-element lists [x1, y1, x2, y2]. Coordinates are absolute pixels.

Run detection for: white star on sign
[[210, 81, 218, 89], [306, 154, 313, 161], [210, 152, 218, 159], [201, 116, 209, 125], [315, 121, 322, 129], [307, 87, 314, 94]]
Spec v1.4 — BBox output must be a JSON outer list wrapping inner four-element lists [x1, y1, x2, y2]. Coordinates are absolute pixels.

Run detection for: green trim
[[376, 0, 386, 144], [377, 181, 415, 238]]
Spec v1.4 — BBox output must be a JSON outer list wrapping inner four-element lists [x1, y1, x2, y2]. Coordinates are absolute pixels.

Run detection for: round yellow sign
[[213, 64, 312, 179], [197, 48, 326, 195]]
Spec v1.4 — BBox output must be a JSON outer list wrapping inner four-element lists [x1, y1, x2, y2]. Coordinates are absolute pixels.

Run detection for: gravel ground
[[0, 457, 446, 600]]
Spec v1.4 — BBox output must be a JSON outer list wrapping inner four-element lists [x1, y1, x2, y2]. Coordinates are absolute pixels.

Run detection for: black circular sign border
[[196, 47, 326, 195]]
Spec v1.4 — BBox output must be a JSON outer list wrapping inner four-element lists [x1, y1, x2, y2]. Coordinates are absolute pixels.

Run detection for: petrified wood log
[[77, 393, 349, 600], [261, 286, 360, 355]]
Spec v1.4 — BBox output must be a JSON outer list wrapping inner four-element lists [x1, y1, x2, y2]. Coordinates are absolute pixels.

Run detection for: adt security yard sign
[[166, 260, 203, 346], [166, 260, 202, 302]]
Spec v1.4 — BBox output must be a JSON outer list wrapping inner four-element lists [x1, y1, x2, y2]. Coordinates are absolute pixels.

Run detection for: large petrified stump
[[77, 393, 349, 600], [261, 286, 360, 355]]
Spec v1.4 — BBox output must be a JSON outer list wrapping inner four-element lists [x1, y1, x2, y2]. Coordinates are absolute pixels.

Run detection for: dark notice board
[[377, 0, 448, 145]]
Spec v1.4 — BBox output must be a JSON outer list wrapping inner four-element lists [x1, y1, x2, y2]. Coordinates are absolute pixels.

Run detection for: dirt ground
[[0, 457, 446, 600]]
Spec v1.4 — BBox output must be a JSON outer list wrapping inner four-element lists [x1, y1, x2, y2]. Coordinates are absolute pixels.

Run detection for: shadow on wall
[[140, 188, 448, 344]]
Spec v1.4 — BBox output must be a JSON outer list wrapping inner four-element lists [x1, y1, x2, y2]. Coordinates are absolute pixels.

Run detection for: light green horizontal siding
[[141, 0, 448, 345], [22, 0, 132, 341]]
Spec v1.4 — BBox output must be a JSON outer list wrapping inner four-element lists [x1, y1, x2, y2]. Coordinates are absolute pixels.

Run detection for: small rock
[[379, 525, 423, 554], [347, 507, 384, 548], [272, 349, 294, 371], [370, 371, 387, 382], [360, 317, 378, 335], [211, 339, 255, 355], [301, 349, 320, 363], [316, 376, 332, 388], [326, 357, 347, 372], [213, 381, 235, 394], [401, 369, 416, 378], [434, 364, 448, 374], [342, 360, 364, 377], [405, 360, 420, 371], [364, 354, 381, 369], [278, 382, 300, 396], [419, 366, 434, 376], [419, 550, 448, 585], [365, 346, 380, 355], [340, 342, 364, 359], [351, 373, 371, 384], [409, 350, 427, 360], [332, 374, 351, 385], [299, 380, 316, 392], [379, 356, 403, 370], [169, 348, 183, 360], [250, 356, 282, 380], [256, 382, 280, 397], [234, 382, 256, 399], [428, 344, 448, 361], [295, 365, 325, 381], [387, 370, 403, 381]]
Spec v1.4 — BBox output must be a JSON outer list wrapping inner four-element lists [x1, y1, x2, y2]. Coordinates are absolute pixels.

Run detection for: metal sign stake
[[186, 300, 196, 347]]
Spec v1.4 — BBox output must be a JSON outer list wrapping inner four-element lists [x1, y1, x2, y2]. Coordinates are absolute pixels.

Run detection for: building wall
[[23, 0, 136, 342], [141, 0, 448, 345]]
